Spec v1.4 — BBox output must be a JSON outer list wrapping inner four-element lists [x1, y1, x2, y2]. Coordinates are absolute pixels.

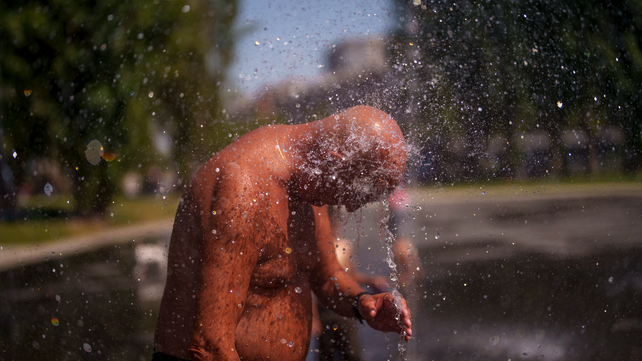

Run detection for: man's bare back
[[154, 105, 412, 360]]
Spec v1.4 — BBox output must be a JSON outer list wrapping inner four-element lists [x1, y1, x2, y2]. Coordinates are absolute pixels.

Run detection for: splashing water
[[379, 198, 408, 360]]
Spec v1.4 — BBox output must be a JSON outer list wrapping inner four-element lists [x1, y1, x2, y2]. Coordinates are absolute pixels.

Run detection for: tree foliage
[[391, 0, 642, 181], [0, 0, 237, 218]]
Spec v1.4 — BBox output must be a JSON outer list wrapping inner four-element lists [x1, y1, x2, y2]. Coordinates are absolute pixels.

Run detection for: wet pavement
[[0, 221, 172, 361], [337, 183, 642, 361], [1, 182, 641, 360]]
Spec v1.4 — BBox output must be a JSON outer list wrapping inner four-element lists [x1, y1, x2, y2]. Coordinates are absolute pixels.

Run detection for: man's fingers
[[369, 309, 377, 318], [403, 306, 412, 327], [359, 292, 414, 338], [360, 294, 380, 319]]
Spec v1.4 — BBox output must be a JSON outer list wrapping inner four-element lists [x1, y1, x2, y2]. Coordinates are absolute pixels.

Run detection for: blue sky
[[225, 0, 397, 97]]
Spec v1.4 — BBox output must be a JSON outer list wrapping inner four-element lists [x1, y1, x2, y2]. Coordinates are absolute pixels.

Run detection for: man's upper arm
[[188, 172, 261, 359], [309, 206, 363, 313]]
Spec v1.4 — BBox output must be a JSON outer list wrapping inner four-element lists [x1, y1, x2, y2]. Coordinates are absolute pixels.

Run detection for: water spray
[[379, 198, 408, 360]]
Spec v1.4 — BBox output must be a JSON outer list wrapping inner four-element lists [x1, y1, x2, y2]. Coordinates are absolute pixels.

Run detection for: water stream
[[378, 199, 408, 361]]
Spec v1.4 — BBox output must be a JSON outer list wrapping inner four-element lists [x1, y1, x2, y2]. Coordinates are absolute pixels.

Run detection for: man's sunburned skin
[[154, 105, 412, 361]]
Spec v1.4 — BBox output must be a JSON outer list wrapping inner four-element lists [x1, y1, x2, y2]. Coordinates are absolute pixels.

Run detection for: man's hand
[[357, 293, 412, 341]]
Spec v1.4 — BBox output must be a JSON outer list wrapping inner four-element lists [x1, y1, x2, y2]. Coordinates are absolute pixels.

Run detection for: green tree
[[391, 0, 642, 181], [0, 0, 237, 218]]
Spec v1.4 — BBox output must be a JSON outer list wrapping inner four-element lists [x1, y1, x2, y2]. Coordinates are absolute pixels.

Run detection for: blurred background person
[[388, 186, 424, 291], [312, 205, 389, 361], [388, 186, 424, 360]]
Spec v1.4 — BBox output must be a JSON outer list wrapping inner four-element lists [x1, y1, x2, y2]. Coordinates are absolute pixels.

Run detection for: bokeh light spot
[[101, 152, 118, 162], [44, 182, 53, 196], [85, 139, 103, 165]]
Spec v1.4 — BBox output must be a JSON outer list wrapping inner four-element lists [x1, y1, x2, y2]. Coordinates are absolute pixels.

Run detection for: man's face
[[298, 135, 405, 212], [319, 164, 400, 213]]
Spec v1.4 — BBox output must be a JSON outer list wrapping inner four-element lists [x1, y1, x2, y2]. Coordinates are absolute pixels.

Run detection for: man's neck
[[276, 122, 317, 177]]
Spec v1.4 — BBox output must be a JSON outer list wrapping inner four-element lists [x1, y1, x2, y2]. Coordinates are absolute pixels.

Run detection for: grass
[[0, 193, 180, 245], [417, 179, 642, 205], [2, 174, 641, 246]]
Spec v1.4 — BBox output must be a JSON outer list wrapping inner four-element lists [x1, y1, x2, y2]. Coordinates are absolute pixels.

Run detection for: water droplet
[[148, 91, 154, 98], [557, 101, 563, 108], [608, 276, 614, 284], [435, 232, 441, 239], [12, 151, 17, 159], [85, 140, 103, 165], [212, 210, 217, 215], [51, 317, 59, 326], [482, 191, 486, 195], [212, 230, 217, 234], [215, 167, 220, 172], [137, 32, 144, 40], [288, 341, 294, 347], [280, 338, 287, 344], [181, 5, 190, 13], [24, 89, 32, 97], [285, 247, 292, 254], [294, 287, 302, 294], [83, 343, 92, 352], [44, 182, 53, 196], [255, 41, 260, 45]]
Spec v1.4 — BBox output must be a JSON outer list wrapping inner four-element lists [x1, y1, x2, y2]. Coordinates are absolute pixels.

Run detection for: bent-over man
[[153, 105, 412, 360]]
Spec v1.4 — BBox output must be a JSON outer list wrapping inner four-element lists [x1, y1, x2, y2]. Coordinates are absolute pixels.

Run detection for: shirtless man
[[153, 105, 412, 360]]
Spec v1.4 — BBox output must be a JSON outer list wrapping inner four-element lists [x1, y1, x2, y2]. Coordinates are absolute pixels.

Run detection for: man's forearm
[[189, 335, 241, 361], [314, 269, 368, 318]]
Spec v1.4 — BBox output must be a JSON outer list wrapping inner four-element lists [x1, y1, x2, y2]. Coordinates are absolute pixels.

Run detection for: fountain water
[[378, 198, 408, 361]]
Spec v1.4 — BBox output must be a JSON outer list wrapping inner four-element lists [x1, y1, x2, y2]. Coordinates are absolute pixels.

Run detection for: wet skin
[[154, 105, 412, 360]]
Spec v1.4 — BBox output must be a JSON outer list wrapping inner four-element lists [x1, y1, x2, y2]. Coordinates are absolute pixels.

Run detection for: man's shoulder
[[195, 159, 285, 202], [193, 160, 249, 186]]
